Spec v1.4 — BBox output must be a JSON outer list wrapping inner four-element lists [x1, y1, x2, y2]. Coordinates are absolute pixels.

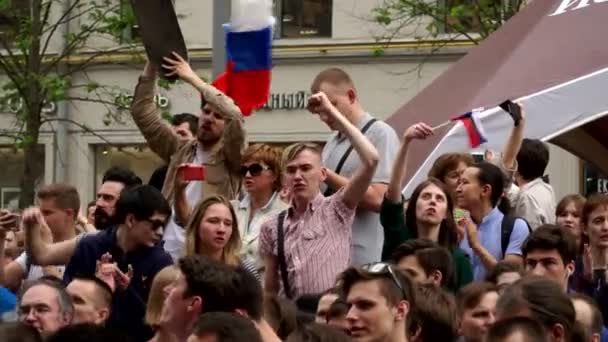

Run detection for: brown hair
[[263, 294, 297, 340], [282, 142, 323, 168], [310, 68, 354, 93], [145, 265, 179, 327], [428, 153, 474, 183], [457, 281, 498, 314], [556, 194, 586, 218], [582, 193, 608, 226], [409, 284, 458, 342], [36, 183, 80, 213], [243, 144, 283, 190], [185, 195, 241, 266]]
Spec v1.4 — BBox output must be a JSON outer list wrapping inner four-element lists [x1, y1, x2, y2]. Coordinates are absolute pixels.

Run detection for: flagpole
[[432, 120, 452, 131], [212, 0, 231, 79]]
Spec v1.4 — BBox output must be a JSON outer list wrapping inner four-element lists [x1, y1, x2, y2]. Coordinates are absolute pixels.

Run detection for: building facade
[[0, 0, 589, 207]]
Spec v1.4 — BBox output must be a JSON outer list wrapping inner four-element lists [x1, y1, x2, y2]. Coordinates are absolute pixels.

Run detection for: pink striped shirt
[[259, 190, 355, 297]]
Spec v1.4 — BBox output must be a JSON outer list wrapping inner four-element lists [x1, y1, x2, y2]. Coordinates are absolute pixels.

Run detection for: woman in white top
[[231, 144, 288, 273]]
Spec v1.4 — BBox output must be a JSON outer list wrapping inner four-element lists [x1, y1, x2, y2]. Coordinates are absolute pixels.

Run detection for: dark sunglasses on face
[[241, 163, 270, 177], [361, 262, 407, 299], [144, 219, 167, 231]]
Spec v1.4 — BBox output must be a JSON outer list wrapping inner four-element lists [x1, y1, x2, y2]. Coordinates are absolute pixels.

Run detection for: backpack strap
[[501, 215, 532, 258], [276, 210, 292, 299], [323, 119, 377, 196]]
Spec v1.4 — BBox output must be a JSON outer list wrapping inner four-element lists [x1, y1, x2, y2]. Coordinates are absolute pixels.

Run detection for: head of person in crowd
[[65, 276, 112, 325], [405, 178, 459, 249], [86, 200, 96, 227], [409, 284, 458, 342], [428, 153, 475, 195], [171, 113, 199, 140], [457, 282, 499, 342], [95, 166, 142, 230], [46, 323, 132, 342], [514, 138, 550, 187], [485, 317, 550, 342], [521, 224, 577, 292], [485, 261, 524, 294], [36, 183, 80, 239], [18, 279, 74, 338], [113, 185, 171, 248], [145, 265, 179, 330], [569, 293, 603, 342], [187, 312, 262, 342], [263, 294, 297, 340], [185, 195, 241, 266], [496, 276, 576, 342], [457, 162, 510, 219], [310, 68, 363, 129], [339, 263, 414, 342], [315, 288, 340, 324], [160, 256, 264, 340], [241, 143, 283, 199], [325, 297, 350, 334], [582, 193, 608, 253], [287, 322, 351, 342], [3, 229, 20, 262], [282, 143, 326, 207], [390, 239, 454, 288], [555, 194, 586, 252], [198, 94, 229, 146], [0, 322, 43, 342]]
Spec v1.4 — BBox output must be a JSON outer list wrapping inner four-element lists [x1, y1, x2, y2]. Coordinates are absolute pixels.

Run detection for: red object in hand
[[182, 165, 205, 181]]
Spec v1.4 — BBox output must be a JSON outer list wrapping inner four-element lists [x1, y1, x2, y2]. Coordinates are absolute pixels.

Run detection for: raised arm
[[130, 62, 181, 163], [308, 92, 379, 209], [387, 123, 434, 203], [163, 52, 246, 173], [174, 165, 193, 225], [501, 105, 526, 170], [24, 208, 81, 266]]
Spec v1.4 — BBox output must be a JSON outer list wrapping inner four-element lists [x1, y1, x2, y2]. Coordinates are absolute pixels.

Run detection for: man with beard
[[24, 167, 142, 268], [131, 54, 245, 261]]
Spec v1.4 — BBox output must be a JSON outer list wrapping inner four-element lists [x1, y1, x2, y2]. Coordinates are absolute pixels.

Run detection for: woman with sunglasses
[[381, 122, 473, 291], [184, 195, 258, 277], [231, 144, 287, 273]]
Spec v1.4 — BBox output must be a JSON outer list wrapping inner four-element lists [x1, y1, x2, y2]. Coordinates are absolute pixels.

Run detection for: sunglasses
[[361, 262, 406, 299], [144, 218, 167, 231], [240, 163, 270, 177]]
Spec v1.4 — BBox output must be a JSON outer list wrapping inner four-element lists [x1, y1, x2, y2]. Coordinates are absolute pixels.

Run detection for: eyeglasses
[[240, 163, 270, 177], [361, 262, 406, 299], [144, 219, 167, 231]]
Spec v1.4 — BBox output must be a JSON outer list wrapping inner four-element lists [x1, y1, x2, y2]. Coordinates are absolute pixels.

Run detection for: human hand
[[307, 92, 335, 115], [0, 209, 18, 239], [460, 217, 480, 248], [403, 122, 433, 142], [22, 207, 52, 243], [175, 164, 191, 192], [96, 253, 116, 292], [162, 52, 197, 83]]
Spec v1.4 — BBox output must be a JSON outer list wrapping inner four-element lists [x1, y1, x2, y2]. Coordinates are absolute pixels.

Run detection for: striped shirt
[[259, 190, 355, 298]]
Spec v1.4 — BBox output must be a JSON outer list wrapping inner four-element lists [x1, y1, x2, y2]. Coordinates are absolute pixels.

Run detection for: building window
[[441, 0, 501, 34], [274, 0, 332, 38], [0, 0, 28, 42], [0, 145, 45, 209]]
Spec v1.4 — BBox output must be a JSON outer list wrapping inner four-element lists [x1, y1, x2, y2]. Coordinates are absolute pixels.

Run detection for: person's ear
[[189, 296, 203, 315], [430, 270, 443, 287], [550, 323, 565, 342], [347, 88, 357, 104], [97, 308, 110, 324], [62, 311, 74, 325], [481, 184, 492, 198], [320, 166, 328, 182], [566, 261, 575, 278], [395, 300, 410, 322], [126, 213, 136, 228]]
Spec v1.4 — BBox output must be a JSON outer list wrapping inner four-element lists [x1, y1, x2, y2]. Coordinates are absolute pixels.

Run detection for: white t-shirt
[[15, 252, 65, 281], [163, 147, 207, 261]]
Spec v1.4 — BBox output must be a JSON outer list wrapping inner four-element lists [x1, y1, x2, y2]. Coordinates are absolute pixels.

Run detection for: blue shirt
[[0, 287, 16, 315], [459, 208, 530, 280], [64, 227, 173, 342]]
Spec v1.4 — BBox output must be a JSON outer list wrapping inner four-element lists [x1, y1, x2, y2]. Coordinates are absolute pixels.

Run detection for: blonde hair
[[145, 265, 179, 327], [184, 195, 242, 266], [243, 143, 283, 190], [281, 142, 322, 168]]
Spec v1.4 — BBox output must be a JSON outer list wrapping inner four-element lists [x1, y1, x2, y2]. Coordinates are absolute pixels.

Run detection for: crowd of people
[[1, 53, 608, 342]]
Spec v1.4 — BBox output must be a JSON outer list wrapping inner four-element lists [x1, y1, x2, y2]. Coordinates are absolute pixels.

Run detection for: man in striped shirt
[[259, 92, 379, 299]]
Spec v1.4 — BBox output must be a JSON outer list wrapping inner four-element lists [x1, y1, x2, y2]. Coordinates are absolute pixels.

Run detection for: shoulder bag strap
[[276, 211, 292, 299]]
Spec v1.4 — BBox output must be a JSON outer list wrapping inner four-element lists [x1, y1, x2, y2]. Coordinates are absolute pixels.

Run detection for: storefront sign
[[114, 93, 171, 109], [259, 91, 310, 111], [1, 98, 57, 114], [583, 162, 608, 195]]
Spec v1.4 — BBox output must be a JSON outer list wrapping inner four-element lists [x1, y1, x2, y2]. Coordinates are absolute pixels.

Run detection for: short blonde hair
[[243, 144, 283, 190], [281, 142, 323, 169], [145, 265, 179, 327], [184, 195, 241, 266]]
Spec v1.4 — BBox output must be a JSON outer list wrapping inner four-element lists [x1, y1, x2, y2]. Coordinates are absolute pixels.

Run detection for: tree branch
[[40, 0, 83, 57]]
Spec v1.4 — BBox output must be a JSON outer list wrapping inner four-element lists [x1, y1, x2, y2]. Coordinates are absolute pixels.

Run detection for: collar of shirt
[[102, 226, 160, 261], [335, 112, 374, 140], [519, 177, 547, 192], [287, 192, 325, 218], [478, 207, 503, 231], [238, 191, 280, 212]]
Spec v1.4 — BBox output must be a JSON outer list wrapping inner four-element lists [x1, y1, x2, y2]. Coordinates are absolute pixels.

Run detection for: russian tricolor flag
[[452, 109, 487, 148], [212, 0, 274, 116]]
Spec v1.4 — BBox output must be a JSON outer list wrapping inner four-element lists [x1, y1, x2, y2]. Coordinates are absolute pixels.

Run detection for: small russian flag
[[452, 109, 488, 148], [212, 0, 273, 116]]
